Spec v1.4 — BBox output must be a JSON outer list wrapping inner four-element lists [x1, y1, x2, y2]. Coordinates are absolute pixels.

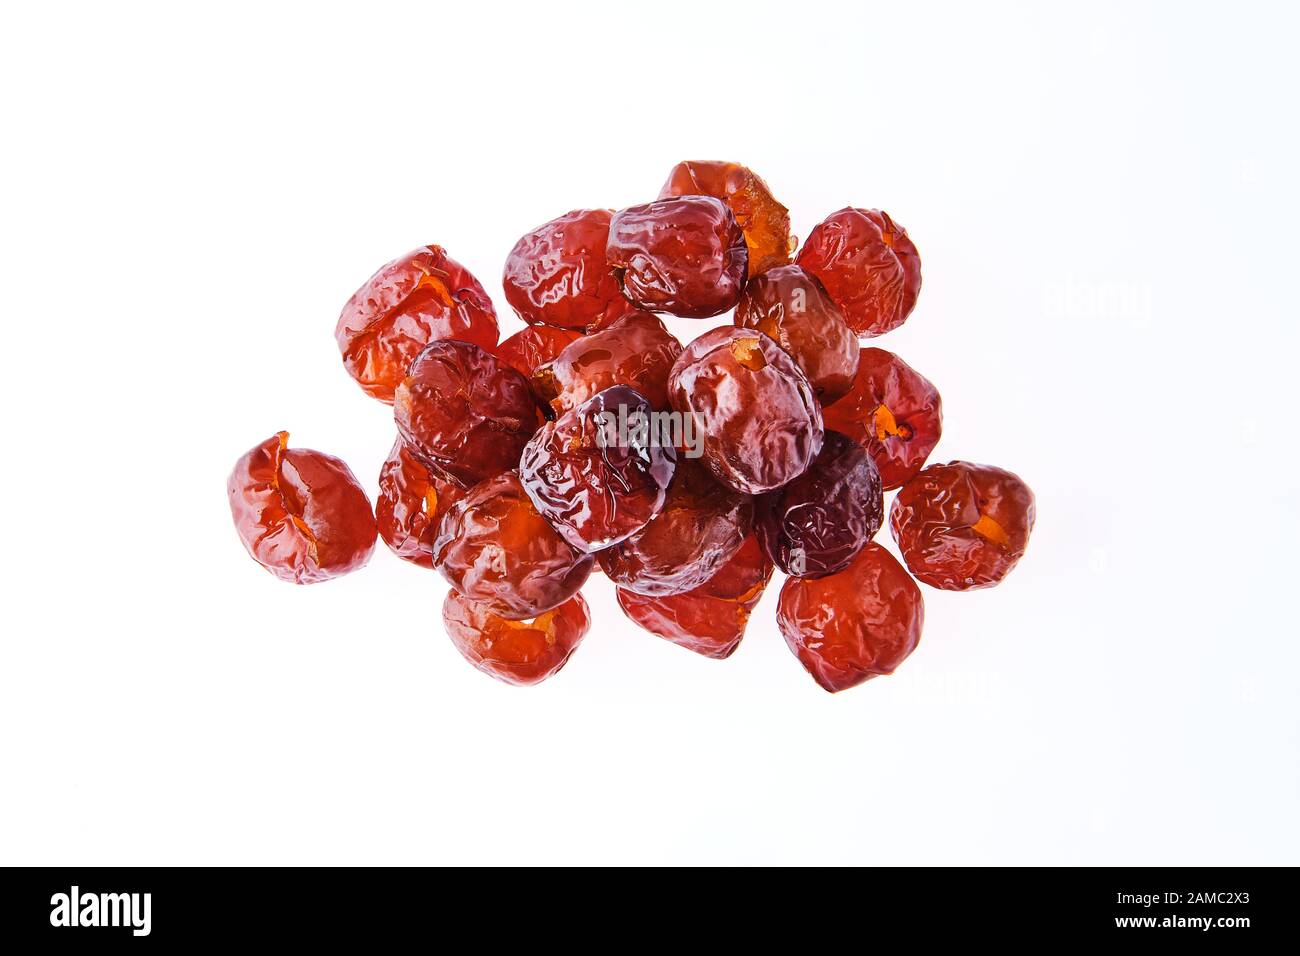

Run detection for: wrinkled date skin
[[598, 458, 753, 596], [531, 311, 682, 417], [890, 461, 1035, 590], [606, 197, 748, 318], [756, 431, 883, 578], [519, 385, 676, 553], [228, 432, 377, 584], [734, 264, 859, 404], [502, 208, 639, 331], [432, 471, 593, 619], [394, 340, 538, 488], [822, 347, 942, 490], [616, 534, 773, 659], [668, 327, 823, 494], [796, 208, 921, 337], [659, 160, 794, 277], [443, 590, 590, 687], [336, 245, 499, 403], [777, 542, 924, 693], [493, 325, 582, 379], [375, 439, 465, 569]]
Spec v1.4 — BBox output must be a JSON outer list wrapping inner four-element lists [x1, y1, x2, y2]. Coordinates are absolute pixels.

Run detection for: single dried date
[[394, 340, 538, 488], [531, 311, 681, 417], [777, 542, 924, 693], [796, 208, 921, 337], [336, 245, 499, 403], [598, 458, 753, 596], [821, 347, 942, 490], [890, 461, 1035, 590], [432, 471, 593, 619], [375, 438, 464, 569], [606, 197, 748, 318], [756, 431, 883, 577], [519, 385, 676, 553], [668, 327, 823, 494], [443, 590, 590, 686], [733, 264, 859, 404], [658, 160, 794, 275], [616, 534, 773, 659], [503, 208, 639, 331], [228, 432, 377, 584]]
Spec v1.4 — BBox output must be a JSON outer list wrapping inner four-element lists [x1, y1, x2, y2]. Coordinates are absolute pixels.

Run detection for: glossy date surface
[[658, 160, 794, 276], [616, 534, 773, 659], [796, 208, 921, 337], [777, 542, 924, 693], [432, 470, 593, 619], [668, 327, 823, 494], [890, 461, 1035, 590], [821, 347, 942, 490], [518, 385, 676, 553], [502, 208, 638, 331], [228, 432, 377, 584], [606, 197, 748, 318], [394, 340, 538, 488], [336, 245, 499, 403], [443, 589, 590, 686], [493, 324, 582, 379], [734, 264, 859, 404], [375, 438, 464, 569]]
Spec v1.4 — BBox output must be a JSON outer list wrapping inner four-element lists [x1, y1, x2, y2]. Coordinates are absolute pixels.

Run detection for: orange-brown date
[[733, 264, 859, 404], [394, 340, 538, 488], [658, 160, 794, 276], [796, 208, 921, 337], [228, 432, 377, 584], [432, 471, 593, 619], [502, 208, 639, 331], [598, 458, 753, 596], [616, 534, 773, 659], [375, 439, 464, 569], [443, 589, 590, 686], [336, 245, 499, 403], [821, 347, 942, 490], [890, 461, 1035, 590], [777, 542, 924, 693], [531, 311, 682, 417]]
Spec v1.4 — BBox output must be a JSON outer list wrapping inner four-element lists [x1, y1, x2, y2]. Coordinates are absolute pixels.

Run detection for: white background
[[1, 1, 1296, 865]]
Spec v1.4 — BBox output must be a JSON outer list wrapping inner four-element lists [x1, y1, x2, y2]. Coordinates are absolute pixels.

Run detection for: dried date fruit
[[531, 310, 681, 417], [821, 347, 942, 490], [493, 325, 582, 379], [432, 471, 593, 619], [659, 160, 794, 276], [890, 461, 1035, 590], [667, 327, 823, 494], [733, 264, 859, 404], [228, 431, 377, 584], [598, 458, 753, 596], [375, 439, 464, 568], [519, 385, 676, 552], [336, 246, 499, 403], [394, 340, 538, 488], [777, 542, 924, 693], [617, 534, 772, 659], [606, 197, 748, 318], [796, 208, 921, 337], [502, 208, 639, 331], [756, 431, 883, 577], [443, 590, 590, 686]]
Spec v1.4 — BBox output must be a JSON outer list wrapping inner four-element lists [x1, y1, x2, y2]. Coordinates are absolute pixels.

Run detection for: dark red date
[[375, 438, 465, 569]]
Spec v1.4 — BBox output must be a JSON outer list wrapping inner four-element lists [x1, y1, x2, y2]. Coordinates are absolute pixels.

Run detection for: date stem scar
[[971, 513, 1011, 547], [872, 404, 913, 441]]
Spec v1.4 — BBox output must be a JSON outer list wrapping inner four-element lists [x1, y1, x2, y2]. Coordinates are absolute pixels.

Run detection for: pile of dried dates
[[228, 161, 1035, 693]]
